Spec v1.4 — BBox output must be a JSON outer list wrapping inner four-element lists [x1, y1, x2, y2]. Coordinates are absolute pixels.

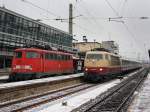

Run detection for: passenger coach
[[10, 48, 74, 81]]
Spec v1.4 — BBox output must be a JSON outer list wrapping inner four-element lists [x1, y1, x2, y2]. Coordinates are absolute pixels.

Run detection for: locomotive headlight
[[99, 68, 103, 71], [16, 65, 21, 69], [24, 65, 32, 70], [85, 68, 88, 71], [13, 65, 21, 70], [14, 65, 21, 69]]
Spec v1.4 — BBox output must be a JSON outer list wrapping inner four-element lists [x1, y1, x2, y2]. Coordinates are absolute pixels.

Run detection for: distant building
[[73, 42, 101, 52], [101, 41, 119, 54], [73, 42, 101, 58]]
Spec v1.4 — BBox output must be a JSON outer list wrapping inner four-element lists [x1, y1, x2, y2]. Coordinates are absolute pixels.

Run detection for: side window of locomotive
[[111, 56, 120, 66], [50, 53, 54, 60], [15, 52, 22, 58], [54, 54, 58, 60], [26, 52, 39, 58], [67, 56, 69, 60], [62, 55, 65, 60], [70, 55, 72, 60], [45, 53, 49, 59], [65, 55, 68, 60], [105, 54, 109, 60], [57, 55, 62, 60], [45, 53, 54, 60], [86, 54, 94, 59], [68, 55, 71, 60]]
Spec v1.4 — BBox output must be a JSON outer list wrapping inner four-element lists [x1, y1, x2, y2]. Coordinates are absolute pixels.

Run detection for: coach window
[[15, 52, 22, 58], [26, 52, 39, 58]]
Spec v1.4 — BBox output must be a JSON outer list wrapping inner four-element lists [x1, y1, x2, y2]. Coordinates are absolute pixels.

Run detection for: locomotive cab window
[[15, 52, 22, 58], [86, 54, 103, 60], [26, 52, 40, 58]]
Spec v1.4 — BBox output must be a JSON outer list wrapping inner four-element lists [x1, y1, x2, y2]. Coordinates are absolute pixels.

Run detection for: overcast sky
[[0, 0, 150, 61]]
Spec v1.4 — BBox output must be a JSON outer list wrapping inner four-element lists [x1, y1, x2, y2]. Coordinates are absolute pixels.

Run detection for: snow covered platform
[[128, 73, 150, 112], [0, 76, 8, 83], [0, 76, 8, 80], [27, 79, 121, 112], [0, 73, 84, 103], [0, 73, 83, 89]]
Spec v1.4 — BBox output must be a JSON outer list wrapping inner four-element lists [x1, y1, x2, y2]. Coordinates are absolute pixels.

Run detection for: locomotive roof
[[86, 51, 120, 57], [15, 48, 72, 55]]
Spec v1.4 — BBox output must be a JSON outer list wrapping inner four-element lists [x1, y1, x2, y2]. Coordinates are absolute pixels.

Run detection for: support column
[[69, 3, 73, 35]]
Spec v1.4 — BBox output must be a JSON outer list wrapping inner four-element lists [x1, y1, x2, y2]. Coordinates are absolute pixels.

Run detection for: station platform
[[129, 73, 150, 112], [0, 73, 83, 89]]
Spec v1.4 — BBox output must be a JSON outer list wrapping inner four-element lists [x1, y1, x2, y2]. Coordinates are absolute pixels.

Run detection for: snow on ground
[[128, 73, 150, 112], [26, 79, 121, 112], [0, 76, 8, 80], [0, 73, 83, 89]]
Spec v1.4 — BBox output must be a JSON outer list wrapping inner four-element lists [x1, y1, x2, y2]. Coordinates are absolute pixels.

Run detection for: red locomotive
[[10, 48, 75, 81]]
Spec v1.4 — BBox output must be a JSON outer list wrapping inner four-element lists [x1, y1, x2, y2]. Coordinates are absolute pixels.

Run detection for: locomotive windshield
[[26, 52, 40, 58], [86, 54, 103, 60], [15, 52, 22, 58]]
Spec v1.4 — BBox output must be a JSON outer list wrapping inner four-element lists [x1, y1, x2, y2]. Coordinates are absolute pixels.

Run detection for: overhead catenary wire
[[104, 0, 120, 17], [21, 0, 61, 18], [58, 20, 99, 37], [122, 0, 149, 60], [104, 0, 145, 56], [119, 0, 128, 16], [21, 0, 98, 37], [74, 0, 104, 31]]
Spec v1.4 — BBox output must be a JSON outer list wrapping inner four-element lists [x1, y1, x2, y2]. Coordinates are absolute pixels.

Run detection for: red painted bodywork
[[85, 67, 122, 75], [11, 48, 74, 75]]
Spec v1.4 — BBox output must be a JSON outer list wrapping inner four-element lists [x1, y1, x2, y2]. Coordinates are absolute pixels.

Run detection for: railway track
[[0, 83, 96, 112], [72, 68, 149, 112]]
